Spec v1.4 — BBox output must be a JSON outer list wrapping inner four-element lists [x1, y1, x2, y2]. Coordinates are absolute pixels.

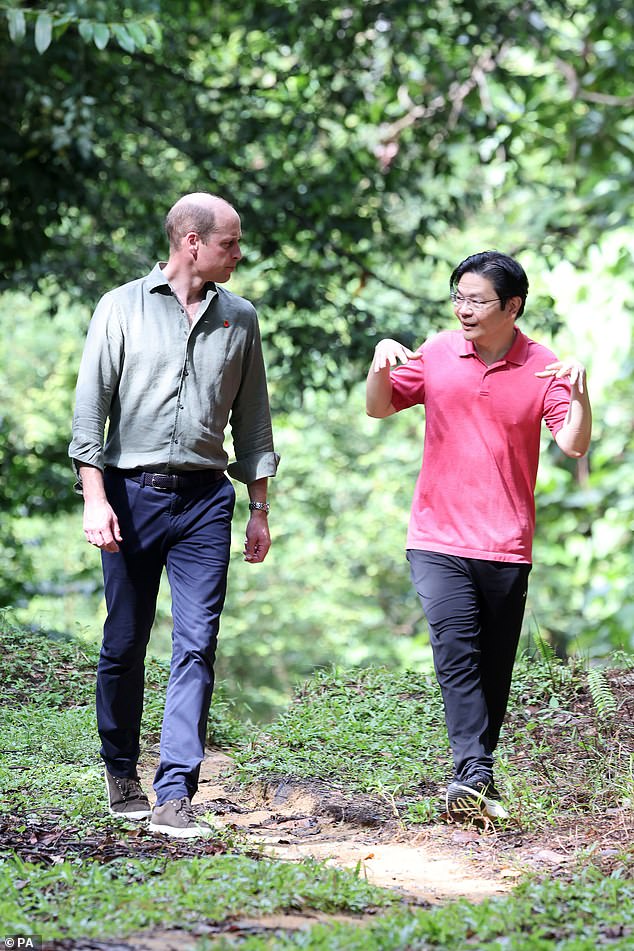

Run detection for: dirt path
[[43, 749, 629, 949], [138, 750, 576, 905]]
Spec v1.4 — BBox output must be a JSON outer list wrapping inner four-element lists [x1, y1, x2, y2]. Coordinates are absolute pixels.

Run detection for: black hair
[[450, 250, 529, 317]]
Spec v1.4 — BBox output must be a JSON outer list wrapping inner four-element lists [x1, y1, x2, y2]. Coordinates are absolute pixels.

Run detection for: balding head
[[164, 193, 237, 251]]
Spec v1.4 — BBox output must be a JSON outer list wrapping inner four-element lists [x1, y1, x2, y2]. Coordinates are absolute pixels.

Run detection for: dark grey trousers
[[407, 550, 531, 782]]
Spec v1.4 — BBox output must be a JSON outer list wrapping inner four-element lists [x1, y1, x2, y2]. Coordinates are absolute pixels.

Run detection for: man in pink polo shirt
[[366, 250, 592, 821]]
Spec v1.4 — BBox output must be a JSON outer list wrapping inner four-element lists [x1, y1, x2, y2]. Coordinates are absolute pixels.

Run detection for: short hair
[[450, 251, 529, 317], [164, 194, 234, 249]]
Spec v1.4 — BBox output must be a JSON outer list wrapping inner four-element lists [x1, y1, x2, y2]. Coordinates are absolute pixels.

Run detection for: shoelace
[[115, 776, 146, 803], [172, 797, 196, 820]]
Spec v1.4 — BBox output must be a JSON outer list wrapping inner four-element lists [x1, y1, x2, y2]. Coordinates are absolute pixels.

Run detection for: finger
[[572, 369, 584, 394], [248, 543, 269, 564]]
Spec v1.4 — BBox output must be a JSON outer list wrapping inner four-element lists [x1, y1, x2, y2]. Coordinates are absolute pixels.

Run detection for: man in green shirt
[[69, 193, 278, 837]]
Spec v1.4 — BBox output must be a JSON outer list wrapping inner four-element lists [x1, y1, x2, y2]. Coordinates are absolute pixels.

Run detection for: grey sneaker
[[149, 797, 213, 838], [446, 778, 509, 821], [105, 768, 152, 819]]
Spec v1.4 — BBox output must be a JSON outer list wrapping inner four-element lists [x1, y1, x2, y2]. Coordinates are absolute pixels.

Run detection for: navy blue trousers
[[407, 550, 531, 782], [96, 470, 235, 804]]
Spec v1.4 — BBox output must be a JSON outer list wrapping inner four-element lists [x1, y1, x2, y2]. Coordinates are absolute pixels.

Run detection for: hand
[[535, 360, 587, 394], [83, 500, 122, 553], [243, 513, 271, 563], [371, 338, 422, 373]]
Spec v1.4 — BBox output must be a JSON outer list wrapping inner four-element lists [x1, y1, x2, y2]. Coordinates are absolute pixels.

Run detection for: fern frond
[[587, 667, 617, 717]]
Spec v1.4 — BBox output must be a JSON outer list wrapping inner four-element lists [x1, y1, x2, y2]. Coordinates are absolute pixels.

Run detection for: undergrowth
[[235, 651, 634, 831], [215, 867, 634, 949], [0, 614, 632, 948]]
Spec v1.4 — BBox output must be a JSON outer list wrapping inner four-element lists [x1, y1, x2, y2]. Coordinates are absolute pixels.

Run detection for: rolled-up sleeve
[[226, 316, 279, 484], [68, 294, 124, 474]]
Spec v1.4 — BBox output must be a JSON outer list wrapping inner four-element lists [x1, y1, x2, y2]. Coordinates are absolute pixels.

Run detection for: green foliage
[[225, 868, 634, 949], [234, 652, 634, 830], [2, 0, 634, 387], [0, 616, 632, 948], [0, 853, 390, 938], [0, 615, 248, 827], [235, 666, 448, 797], [586, 667, 618, 717], [1, 2, 162, 54], [0, 0, 632, 709]]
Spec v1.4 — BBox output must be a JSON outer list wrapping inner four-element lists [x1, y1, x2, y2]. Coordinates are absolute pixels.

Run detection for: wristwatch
[[249, 501, 270, 514]]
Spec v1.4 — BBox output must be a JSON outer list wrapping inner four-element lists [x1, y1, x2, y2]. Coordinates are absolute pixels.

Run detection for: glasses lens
[[451, 294, 488, 312]]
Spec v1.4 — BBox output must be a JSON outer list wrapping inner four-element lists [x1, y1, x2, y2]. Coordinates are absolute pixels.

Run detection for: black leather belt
[[111, 469, 225, 490]]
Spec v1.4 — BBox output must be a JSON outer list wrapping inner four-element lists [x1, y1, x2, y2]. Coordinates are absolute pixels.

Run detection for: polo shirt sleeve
[[543, 376, 572, 437], [389, 347, 425, 412]]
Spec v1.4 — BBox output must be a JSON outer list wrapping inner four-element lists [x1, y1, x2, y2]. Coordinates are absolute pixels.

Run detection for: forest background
[[1, 0, 632, 720]]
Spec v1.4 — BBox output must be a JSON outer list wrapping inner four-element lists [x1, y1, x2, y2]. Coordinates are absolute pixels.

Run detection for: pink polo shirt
[[390, 329, 571, 563]]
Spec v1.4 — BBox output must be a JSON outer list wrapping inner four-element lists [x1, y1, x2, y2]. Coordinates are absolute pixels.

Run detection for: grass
[[235, 666, 449, 790], [1, 611, 248, 747], [212, 867, 634, 949], [0, 853, 391, 938], [0, 613, 632, 947], [234, 652, 634, 830]]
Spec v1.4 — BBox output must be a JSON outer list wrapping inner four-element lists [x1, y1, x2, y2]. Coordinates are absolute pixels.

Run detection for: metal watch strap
[[249, 501, 270, 514]]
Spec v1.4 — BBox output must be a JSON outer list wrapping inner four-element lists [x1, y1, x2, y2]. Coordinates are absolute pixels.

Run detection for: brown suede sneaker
[[148, 797, 214, 838], [104, 768, 152, 819]]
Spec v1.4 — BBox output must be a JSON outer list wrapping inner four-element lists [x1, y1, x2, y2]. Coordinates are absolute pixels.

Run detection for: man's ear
[[184, 231, 199, 256], [507, 295, 522, 319]]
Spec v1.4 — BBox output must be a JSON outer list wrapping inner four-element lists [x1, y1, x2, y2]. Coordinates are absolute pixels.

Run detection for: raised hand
[[371, 339, 422, 373], [535, 360, 587, 394]]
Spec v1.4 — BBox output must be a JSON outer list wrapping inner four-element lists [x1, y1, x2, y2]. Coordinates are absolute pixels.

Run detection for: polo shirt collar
[[458, 326, 528, 365]]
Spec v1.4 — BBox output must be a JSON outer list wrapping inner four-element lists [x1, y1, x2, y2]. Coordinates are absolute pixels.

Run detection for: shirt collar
[[458, 327, 528, 366], [146, 263, 218, 303]]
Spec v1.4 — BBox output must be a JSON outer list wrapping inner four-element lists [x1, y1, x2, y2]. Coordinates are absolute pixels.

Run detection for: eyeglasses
[[450, 293, 501, 313]]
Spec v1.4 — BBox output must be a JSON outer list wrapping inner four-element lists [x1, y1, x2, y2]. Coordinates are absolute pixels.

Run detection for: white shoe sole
[[108, 806, 153, 819], [148, 821, 212, 839], [446, 783, 509, 820]]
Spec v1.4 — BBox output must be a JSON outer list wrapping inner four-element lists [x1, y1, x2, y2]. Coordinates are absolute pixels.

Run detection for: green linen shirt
[[69, 263, 279, 484]]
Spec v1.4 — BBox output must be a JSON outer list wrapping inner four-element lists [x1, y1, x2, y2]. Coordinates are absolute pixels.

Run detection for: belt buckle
[[151, 474, 171, 490]]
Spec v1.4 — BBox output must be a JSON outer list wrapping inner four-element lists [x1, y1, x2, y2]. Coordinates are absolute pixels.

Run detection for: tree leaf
[[6, 8, 26, 43], [78, 20, 94, 43], [125, 23, 147, 48], [34, 12, 53, 54], [92, 23, 110, 50], [113, 24, 136, 54]]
